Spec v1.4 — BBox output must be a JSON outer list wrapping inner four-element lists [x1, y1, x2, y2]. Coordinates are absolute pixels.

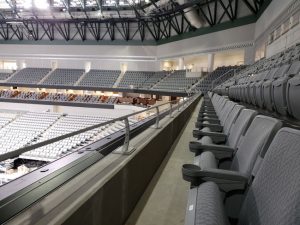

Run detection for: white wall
[[0, 44, 159, 71], [254, 0, 296, 59], [213, 50, 245, 68], [266, 22, 300, 57], [254, 0, 294, 40], [0, 23, 256, 71], [157, 24, 255, 59]]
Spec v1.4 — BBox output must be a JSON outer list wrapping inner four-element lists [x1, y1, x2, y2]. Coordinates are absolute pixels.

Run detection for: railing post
[[154, 106, 160, 129], [113, 117, 136, 155], [121, 117, 130, 153], [178, 100, 182, 112], [169, 102, 174, 118]]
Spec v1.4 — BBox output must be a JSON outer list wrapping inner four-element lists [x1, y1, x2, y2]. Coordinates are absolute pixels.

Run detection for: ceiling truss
[[0, 0, 271, 43]]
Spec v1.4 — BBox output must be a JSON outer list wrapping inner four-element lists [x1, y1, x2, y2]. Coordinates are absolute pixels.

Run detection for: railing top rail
[[0, 94, 199, 162], [211, 69, 235, 89]]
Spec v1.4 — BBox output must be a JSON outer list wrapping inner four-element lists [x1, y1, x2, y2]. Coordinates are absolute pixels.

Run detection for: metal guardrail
[[211, 69, 235, 89], [0, 93, 200, 162]]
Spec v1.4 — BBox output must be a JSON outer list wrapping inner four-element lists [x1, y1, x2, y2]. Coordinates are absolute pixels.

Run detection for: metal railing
[[211, 69, 235, 89], [0, 93, 200, 162]]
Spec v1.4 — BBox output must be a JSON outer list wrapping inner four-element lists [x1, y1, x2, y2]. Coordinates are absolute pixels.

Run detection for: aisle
[[125, 99, 202, 225]]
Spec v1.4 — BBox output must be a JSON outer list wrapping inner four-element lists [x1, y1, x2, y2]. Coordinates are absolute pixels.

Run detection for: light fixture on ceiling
[[34, 0, 50, 10]]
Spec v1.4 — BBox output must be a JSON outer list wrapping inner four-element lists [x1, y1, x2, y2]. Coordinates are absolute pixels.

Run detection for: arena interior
[[0, 0, 299, 225]]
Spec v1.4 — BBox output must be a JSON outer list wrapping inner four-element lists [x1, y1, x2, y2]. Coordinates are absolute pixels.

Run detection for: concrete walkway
[[125, 99, 202, 225]]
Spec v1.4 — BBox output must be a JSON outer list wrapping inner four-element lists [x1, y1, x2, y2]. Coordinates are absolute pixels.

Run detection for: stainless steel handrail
[[0, 93, 200, 162], [211, 69, 235, 89]]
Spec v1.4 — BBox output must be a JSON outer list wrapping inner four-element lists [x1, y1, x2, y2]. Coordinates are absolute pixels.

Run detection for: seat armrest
[[189, 141, 234, 159], [182, 164, 248, 192], [197, 118, 220, 123], [195, 122, 223, 131], [193, 130, 227, 143]]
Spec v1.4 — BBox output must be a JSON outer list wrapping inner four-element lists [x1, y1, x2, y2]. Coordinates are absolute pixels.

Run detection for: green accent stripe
[[156, 15, 257, 45]]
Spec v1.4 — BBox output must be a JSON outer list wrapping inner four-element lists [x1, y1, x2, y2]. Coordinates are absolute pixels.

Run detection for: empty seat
[[286, 71, 300, 119], [184, 128, 300, 225], [187, 115, 281, 182], [262, 64, 290, 111], [254, 68, 278, 108], [193, 105, 245, 143], [272, 61, 300, 115]]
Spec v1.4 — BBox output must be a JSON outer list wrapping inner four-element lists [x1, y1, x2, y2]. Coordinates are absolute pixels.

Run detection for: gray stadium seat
[[186, 116, 281, 183], [184, 127, 300, 225], [190, 109, 257, 167], [272, 61, 300, 115], [287, 72, 300, 119], [254, 68, 277, 108], [193, 105, 245, 144], [262, 64, 290, 111]]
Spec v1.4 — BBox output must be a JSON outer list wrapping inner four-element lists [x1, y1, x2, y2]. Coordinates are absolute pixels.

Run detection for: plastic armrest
[[198, 118, 221, 124], [189, 141, 234, 159], [182, 164, 248, 192], [193, 130, 227, 143], [195, 122, 223, 131]]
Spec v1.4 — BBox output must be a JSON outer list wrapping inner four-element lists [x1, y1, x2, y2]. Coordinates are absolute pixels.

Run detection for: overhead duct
[[176, 0, 205, 29]]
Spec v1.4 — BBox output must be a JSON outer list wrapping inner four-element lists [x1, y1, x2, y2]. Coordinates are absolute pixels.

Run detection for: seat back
[[239, 128, 300, 225], [223, 105, 245, 134], [218, 101, 237, 126], [273, 64, 290, 79], [254, 71, 269, 107], [226, 109, 257, 149], [272, 61, 300, 115], [287, 73, 300, 119], [230, 116, 282, 177]]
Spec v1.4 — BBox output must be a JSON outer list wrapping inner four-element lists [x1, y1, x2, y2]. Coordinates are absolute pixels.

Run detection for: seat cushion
[[195, 182, 230, 225], [194, 151, 217, 169]]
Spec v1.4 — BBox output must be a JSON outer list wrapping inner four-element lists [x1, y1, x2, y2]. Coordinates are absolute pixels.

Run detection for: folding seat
[[195, 101, 236, 131], [241, 77, 250, 102], [193, 105, 245, 143], [272, 60, 300, 115], [197, 96, 228, 121], [183, 128, 300, 225], [254, 68, 278, 108], [245, 75, 256, 104], [249, 74, 261, 105], [190, 109, 257, 166], [187, 114, 281, 181], [286, 71, 300, 120], [262, 64, 290, 111]]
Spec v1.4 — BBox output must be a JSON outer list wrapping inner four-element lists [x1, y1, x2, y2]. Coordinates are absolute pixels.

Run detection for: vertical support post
[[169, 102, 174, 118], [121, 117, 130, 153], [207, 53, 215, 72], [155, 106, 160, 128]]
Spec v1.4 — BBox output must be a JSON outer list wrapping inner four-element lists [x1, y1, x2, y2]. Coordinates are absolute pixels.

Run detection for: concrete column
[[17, 60, 26, 70], [207, 53, 215, 72], [244, 46, 255, 65], [178, 57, 184, 70]]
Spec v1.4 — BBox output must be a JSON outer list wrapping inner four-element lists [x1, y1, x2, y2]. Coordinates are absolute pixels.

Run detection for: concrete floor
[[125, 99, 202, 225]]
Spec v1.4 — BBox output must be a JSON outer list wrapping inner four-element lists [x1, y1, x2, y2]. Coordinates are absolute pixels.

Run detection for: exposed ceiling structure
[[0, 0, 271, 44]]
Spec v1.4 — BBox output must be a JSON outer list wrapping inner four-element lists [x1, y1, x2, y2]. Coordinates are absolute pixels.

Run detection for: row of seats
[[0, 72, 13, 81], [118, 71, 155, 89], [194, 66, 244, 94], [0, 110, 139, 162], [78, 70, 120, 87], [42, 69, 85, 85], [182, 92, 300, 225], [0, 89, 156, 107], [3, 67, 193, 93], [8, 68, 51, 84], [214, 43, 300, 120], [152, 70, 198, 92]]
